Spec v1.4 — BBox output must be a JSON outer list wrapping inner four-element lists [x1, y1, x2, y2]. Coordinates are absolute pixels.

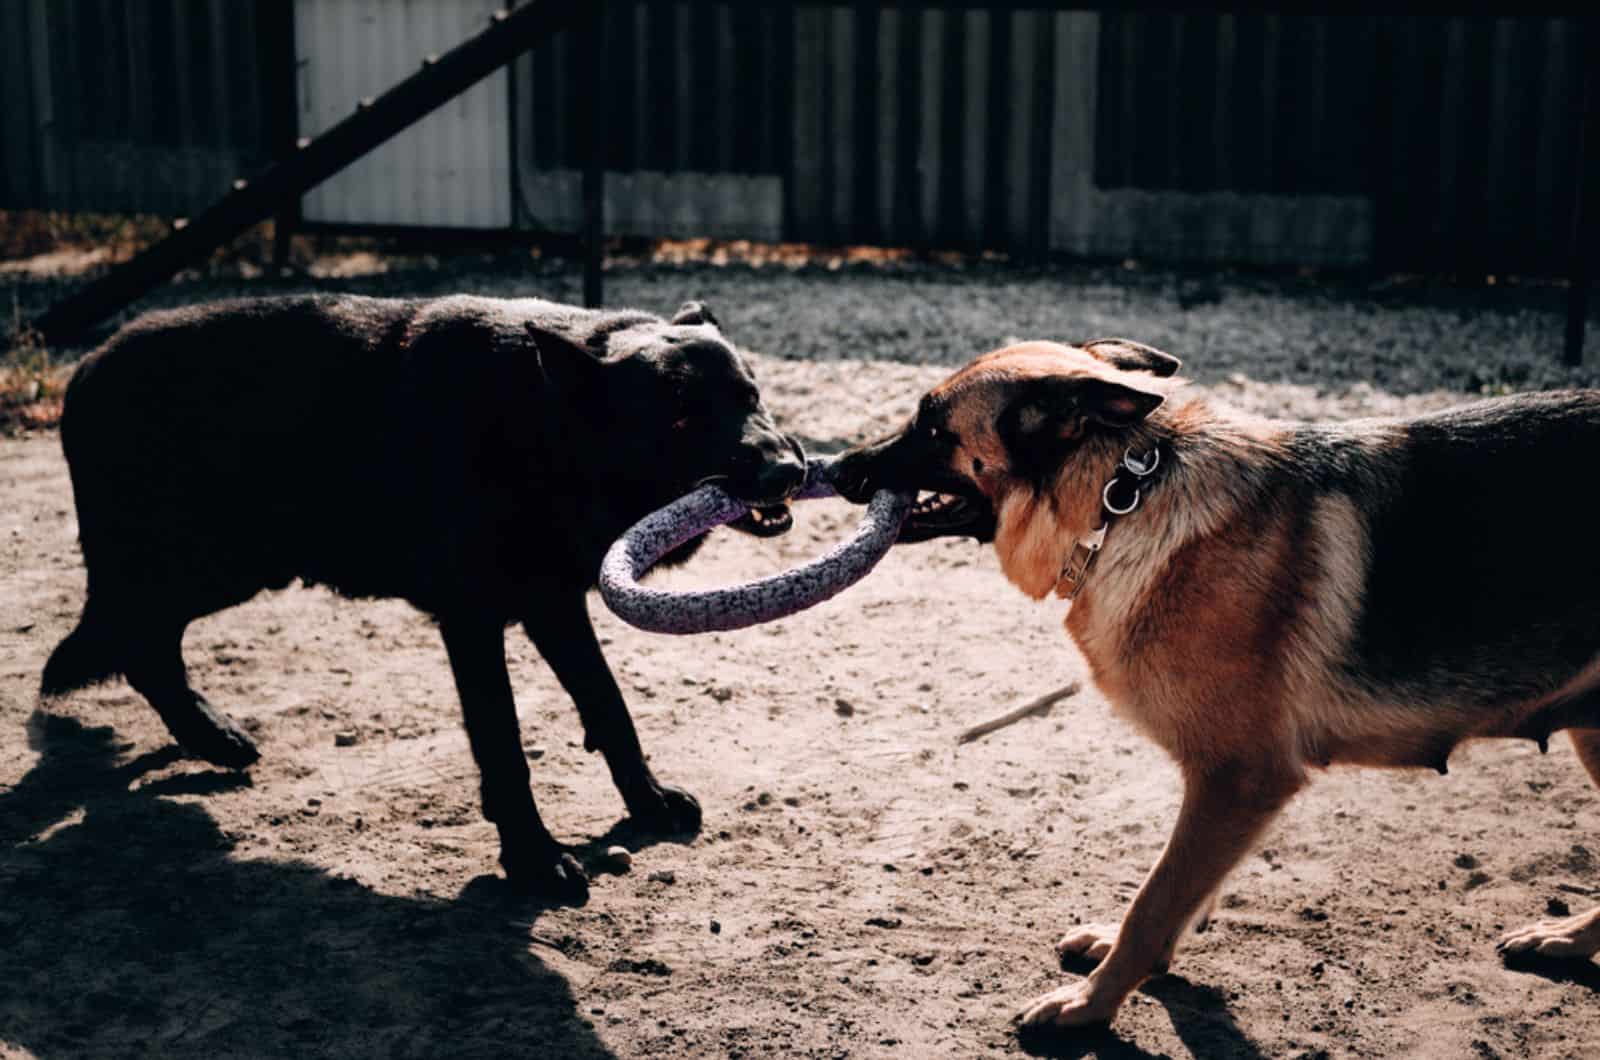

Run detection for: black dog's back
[[41, 291, 804, 898], [45, 296, 411, 696]]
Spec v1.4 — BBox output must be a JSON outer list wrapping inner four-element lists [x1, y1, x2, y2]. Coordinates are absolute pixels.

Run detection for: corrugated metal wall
[[511, 5, 1582, 272], [1093, 12, 1587, 273], [0, 0, 276, 217], [296, 0, 513, 228], [515, 3, 791, 239], [0, 3, 1585, 274]]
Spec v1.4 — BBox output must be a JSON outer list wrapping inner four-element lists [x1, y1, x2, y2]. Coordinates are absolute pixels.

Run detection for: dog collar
[[1054, 445, 1163, 601]]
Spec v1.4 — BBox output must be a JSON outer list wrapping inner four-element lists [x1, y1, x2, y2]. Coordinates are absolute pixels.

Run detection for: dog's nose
[[829, 448, 874, 504], [754, 441, 806, 500], [731, 432, 807, 502]]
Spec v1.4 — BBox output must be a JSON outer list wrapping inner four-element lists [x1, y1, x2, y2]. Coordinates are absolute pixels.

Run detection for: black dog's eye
[[925, 424, 955, 446]]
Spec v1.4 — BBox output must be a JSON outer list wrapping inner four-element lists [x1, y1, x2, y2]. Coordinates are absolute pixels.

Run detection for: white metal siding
[[295, 0, 511, 228]]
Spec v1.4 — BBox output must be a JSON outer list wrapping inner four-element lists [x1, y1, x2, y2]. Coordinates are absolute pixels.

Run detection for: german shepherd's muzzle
[[835, 338, 1600, 1031]]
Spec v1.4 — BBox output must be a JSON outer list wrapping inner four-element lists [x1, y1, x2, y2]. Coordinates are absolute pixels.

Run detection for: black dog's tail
[[40, 612, 120, 697]]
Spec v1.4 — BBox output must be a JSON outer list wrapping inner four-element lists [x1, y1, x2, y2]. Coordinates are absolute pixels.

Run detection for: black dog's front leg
[[523, 594, 702, 835], [439, 614, 588, 903]]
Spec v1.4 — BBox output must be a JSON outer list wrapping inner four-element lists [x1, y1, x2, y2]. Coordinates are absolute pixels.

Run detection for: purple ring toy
[[598, 457, 912, 635]]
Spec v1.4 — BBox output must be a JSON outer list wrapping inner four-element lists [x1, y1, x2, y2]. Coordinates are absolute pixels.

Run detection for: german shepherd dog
[[40, 293, 805, 902], [832, 338, 1600, 1029]]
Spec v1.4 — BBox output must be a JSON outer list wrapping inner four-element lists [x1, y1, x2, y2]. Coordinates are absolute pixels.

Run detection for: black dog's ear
[[1080, 338, 1182, 378], [671, 301, 720, 328], [526, 322, 603, 395]]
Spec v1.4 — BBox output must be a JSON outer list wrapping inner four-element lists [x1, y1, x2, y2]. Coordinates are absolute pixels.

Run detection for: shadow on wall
[[0, 711, 614, 1060]]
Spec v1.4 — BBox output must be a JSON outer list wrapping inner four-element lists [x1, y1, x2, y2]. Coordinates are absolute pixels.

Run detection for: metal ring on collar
[[1102, 476, 1141, 516], [1122, 446, 1160, 477]]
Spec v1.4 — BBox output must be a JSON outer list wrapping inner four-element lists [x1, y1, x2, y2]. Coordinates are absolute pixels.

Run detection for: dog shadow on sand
[[0, 711, 618, 1060], [1014, 955, 1271, 1060]]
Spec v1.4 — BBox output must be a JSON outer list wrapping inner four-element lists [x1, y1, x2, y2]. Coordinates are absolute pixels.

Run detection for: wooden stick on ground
[[956, 682, 1081, 744]]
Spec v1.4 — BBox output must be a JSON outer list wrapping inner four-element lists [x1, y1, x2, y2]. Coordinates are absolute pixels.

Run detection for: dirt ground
[[4, 258, 1600, 1059]]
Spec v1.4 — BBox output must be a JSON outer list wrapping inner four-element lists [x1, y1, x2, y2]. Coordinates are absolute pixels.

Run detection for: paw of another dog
[[169, 698, 261, 770], [503, 849, 590, 905], [1055, 923, 1119, 965], [628, 782, 703, 836], [1015, 980, 1120, 1029], [1499, 909, 1600, 960]]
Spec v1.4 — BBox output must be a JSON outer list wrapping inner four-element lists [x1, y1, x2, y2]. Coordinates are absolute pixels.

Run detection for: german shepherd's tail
[[40, 609, 120, 697]]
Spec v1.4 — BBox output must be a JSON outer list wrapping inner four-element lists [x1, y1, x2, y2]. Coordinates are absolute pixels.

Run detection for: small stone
[[1453, 853, 1479, 870], [604, 846, 632, 872], [756, 792, 773, 807], [524, 745, 546, 761], [647, 869, 676, 884], [607, 957, 671, 977], [334, 730, 358, 747], [709, 919, 722, 935], [834, 698, 855, 717], [1547, 895, 1572, 917], [1465, 870, 1492, 890]]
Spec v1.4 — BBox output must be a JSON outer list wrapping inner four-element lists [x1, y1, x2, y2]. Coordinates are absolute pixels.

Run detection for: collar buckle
[[1055, 523, 1106, 600], [1054, 445, 1162, 601]]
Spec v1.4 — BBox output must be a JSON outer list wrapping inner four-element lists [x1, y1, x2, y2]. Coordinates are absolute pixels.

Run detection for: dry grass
[[0, 296, 68, 434]]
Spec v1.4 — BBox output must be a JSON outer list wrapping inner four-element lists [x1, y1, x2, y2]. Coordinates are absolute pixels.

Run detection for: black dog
[[40, 293, 805, 901]]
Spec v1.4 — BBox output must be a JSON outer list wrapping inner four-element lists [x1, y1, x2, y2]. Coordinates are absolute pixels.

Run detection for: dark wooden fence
[[1, 3, 1588, 277], [0, 0, 287, 219]]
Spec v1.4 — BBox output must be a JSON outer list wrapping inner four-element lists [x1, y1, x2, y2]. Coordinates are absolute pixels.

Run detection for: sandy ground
[[3, 259, 1600, 1058]]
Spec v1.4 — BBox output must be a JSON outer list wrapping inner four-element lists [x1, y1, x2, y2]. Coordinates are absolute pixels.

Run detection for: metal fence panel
[[0, 0, 271, 216], [0, 3, 1583, 275], [295, 0, 512, 228]]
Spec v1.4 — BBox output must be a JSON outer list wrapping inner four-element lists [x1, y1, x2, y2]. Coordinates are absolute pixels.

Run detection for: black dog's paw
[[168, 699, 261, 771], [503, 848, 590, 905], [628, 782, 703, 836]]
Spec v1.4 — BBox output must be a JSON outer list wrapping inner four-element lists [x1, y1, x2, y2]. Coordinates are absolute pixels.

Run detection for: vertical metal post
[[582, 1, 605, 308], [1565, 16, 1596, 367], [265, 0, 301, 272]]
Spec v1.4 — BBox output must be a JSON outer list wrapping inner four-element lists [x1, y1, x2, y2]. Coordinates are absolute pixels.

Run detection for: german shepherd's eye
[[924, 424, 957, 447]]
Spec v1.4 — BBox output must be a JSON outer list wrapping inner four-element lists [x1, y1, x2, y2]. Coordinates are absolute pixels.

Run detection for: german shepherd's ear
[[999, 375, 1165, 483], [525, 322, 603, 395], [671, 300, 720, 328], [1080, 338, 1181, 378]]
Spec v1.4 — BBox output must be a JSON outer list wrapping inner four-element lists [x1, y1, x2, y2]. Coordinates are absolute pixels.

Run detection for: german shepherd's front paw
[[1055, 923, 1119, 966], [1499, 909, 1600, 960], [1015, 979, 1121, 1030], [502, 847, 590, 905], [626, 782, 703, 836]]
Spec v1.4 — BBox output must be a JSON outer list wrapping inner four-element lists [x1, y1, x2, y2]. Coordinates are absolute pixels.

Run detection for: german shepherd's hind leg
[[1498, 729, 1600, 961], [122, 622, 260, 769], [440, 615, 588, 904], [1019, 760, 1301, 1031], [522, 593, 702, 836]]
